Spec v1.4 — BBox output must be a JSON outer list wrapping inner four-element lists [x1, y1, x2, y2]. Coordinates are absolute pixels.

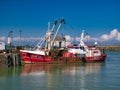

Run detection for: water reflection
[[21, 64, 50, 76], [20, 63, 105, 90], [0, 66, 22, 77], [0, 63, 105, 77], [84, 63, 105, 74], [21, 63, 105, 76], [0, 63, 106, 90]]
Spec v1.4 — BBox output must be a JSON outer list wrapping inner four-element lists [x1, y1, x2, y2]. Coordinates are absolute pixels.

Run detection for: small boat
[[67, 30, 107, 62]]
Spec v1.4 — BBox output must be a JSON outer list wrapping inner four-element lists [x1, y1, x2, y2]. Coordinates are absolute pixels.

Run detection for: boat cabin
[[54, 35, 66, 49]]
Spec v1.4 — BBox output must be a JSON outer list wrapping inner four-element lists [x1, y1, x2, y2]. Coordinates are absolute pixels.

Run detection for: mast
[[8, 31, 13, 53], [50, 18, 65, 50], [51, 20, 57, 32], [33, 20, 57, 50], [79, 30, 84, 47], [45, 20, 57, 50], [19, 30, 22, 46], [45, 22, 51, 50], [79, 30, 89, 52]]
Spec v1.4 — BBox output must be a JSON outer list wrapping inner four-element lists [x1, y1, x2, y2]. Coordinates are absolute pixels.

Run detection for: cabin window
[[59, 41, 61, 48], [93, 51, 98, 53], [80, 46, 85, 51]]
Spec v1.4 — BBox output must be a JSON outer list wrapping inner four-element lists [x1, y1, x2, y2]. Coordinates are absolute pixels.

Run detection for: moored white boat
[[67, 30, 107, 62]]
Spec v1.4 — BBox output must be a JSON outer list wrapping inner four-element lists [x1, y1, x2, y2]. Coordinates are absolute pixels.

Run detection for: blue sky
[[0, 0, 120, 45]]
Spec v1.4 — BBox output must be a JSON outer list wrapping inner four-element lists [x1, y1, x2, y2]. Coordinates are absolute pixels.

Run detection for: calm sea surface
[[0, 52, 120, 90]]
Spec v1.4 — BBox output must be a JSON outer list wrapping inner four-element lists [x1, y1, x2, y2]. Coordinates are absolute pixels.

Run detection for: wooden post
[[12, 54, 16, 66], [17, 53, 21, 66]]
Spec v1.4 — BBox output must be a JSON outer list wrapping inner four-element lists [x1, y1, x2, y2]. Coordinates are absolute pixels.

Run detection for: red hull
[[85, 54, 107, 62], [20, 51, 107, 63], [20, 51, 51, 63]]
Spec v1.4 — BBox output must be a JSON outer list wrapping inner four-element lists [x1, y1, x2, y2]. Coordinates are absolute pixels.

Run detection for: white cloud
[[100, 29, 120, 41], [117, 33, 120, 40], [100, 34, 109, 41], [1, 29, 120, 45], [0, 36, 6, 41], [75, 37, 80, 41], [13, 37, 42, 42], [65, 35, 74, 41], [84, 35, 99, 41], [109, 29, 118, 38], [0, 36, 42, 42], [13, 37, 20, 41], [65, 28, 120, 44]]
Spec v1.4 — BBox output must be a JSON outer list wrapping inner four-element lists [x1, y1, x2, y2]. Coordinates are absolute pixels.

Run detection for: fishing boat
[[20, 18, 65, 63], [66, 30, 107, 62], [20, 18, 107, 63], [85, 46, 107, 62]]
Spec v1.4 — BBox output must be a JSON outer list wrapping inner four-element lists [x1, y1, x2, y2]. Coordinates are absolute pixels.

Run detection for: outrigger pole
[[50, 18, 65, 50], [45, 20, 57, 50], [33, 20, 57, 50]]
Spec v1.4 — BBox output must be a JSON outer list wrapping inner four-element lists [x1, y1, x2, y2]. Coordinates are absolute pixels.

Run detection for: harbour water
[[0, 52, 120, 90]]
